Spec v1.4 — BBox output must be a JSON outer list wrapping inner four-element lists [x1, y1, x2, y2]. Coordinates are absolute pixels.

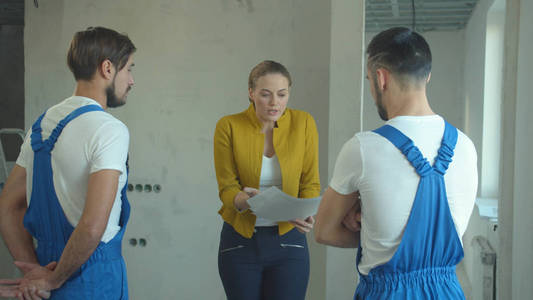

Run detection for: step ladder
[[0, 128, 26, 191]]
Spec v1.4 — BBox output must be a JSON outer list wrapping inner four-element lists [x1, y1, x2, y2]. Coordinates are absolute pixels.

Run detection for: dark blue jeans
[[218, 222, 310, 300]]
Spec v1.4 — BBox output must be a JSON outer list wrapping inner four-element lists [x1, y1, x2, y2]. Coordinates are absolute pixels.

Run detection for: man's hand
[[0, 279, 22, 299], [342, 193, 361, 232], [289, 216, 315, 233], [0, 261, 56, 300], [18, 261, 57, 299], [18, 277, 53, 300], [314, 188, 361, 248]]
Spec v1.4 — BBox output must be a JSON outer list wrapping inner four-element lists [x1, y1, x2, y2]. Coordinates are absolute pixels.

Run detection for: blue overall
[[23, 105, 130, 299], [354, 121, 465, 299]]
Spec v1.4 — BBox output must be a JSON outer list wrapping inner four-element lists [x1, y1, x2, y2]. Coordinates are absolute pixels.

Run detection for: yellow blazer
[[214, 104, 321, 238]]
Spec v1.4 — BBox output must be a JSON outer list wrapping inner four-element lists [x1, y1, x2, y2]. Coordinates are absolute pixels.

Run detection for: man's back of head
[[366, 27, 434, 120], [67, 26, 136, 82], [367, 27, 432, 89]]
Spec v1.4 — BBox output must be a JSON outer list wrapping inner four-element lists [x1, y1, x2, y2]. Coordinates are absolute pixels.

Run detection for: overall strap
[[433, 121, 458, 176], [31, 105, 105, 152], [46, 105, 104, 150], [373, 125, 433, 177], [356, 244, 364, 275], [30, 112, 47, 152], [118, 155, 131, 227]]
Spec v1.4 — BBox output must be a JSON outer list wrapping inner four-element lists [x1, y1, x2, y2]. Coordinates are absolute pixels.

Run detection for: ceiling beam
[[367, 1, 477, 9], [367, 7, 474, 14], [366, 24, 466, 32], [367, 11, 472, 18], [391, 0, 400, 17], [367, 15, 470, 21], [366, 0, 478, 32]]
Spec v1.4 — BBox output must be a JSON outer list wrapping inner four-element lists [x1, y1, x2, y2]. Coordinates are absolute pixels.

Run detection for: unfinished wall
[[22, 0, 337, 299], [461, 1, 503, 299], [326, 0, 365, 299], [507, 0, 533, 298], [496, 0, 533, 298]]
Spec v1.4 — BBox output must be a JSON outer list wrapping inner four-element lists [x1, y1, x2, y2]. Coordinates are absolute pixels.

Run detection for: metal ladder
[[0, 128, 26, 190]]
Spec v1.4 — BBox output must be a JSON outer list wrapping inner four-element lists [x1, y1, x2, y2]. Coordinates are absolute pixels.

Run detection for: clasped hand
[[0, 261, 57, 300]]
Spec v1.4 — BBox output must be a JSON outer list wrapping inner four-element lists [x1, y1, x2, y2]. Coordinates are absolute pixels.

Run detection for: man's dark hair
[[67, 26, 136, 81], [367, 27, 431, 86]]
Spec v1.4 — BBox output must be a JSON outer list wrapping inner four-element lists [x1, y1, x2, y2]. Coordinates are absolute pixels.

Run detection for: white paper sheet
[[247, 186, 322, 222]]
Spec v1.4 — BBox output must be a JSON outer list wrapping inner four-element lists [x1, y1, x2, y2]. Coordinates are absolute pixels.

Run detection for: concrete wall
[[461, 1, 491, 298], [461, 0, 533, 299], [511, 0, 533, 295], [325, 1, 364, 299], [19, 0, 532, 299], [502, 0, 533, 298], [21, 0, 363, 299], [498, 0, 518, 298], [460, 1, 501, 299]]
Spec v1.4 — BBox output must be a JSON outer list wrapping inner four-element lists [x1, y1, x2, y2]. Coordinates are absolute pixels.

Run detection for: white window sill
[[475, 197, 498, 222]]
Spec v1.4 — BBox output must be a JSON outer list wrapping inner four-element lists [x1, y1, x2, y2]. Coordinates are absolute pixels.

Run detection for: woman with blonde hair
[[213, 60, 320, 300]]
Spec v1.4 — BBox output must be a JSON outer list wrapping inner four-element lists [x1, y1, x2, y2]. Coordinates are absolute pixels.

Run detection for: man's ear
[[426, 72, 432, 83], [375, 68, 389, 91], [98, 59, 115, 80]]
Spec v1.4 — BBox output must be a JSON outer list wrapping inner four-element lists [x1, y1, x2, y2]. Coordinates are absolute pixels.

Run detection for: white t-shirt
[[255, 155, 282, 227], [16, 96, 129, 243], [329, 115, 478, 275]]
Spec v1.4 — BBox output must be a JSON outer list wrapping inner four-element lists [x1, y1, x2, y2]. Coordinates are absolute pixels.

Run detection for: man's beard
[[105, 76, 127, 108], [373, 79, 388, 121]]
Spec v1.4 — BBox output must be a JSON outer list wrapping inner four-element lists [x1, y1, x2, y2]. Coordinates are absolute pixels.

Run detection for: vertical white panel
[[326, 0, 365, 299]]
